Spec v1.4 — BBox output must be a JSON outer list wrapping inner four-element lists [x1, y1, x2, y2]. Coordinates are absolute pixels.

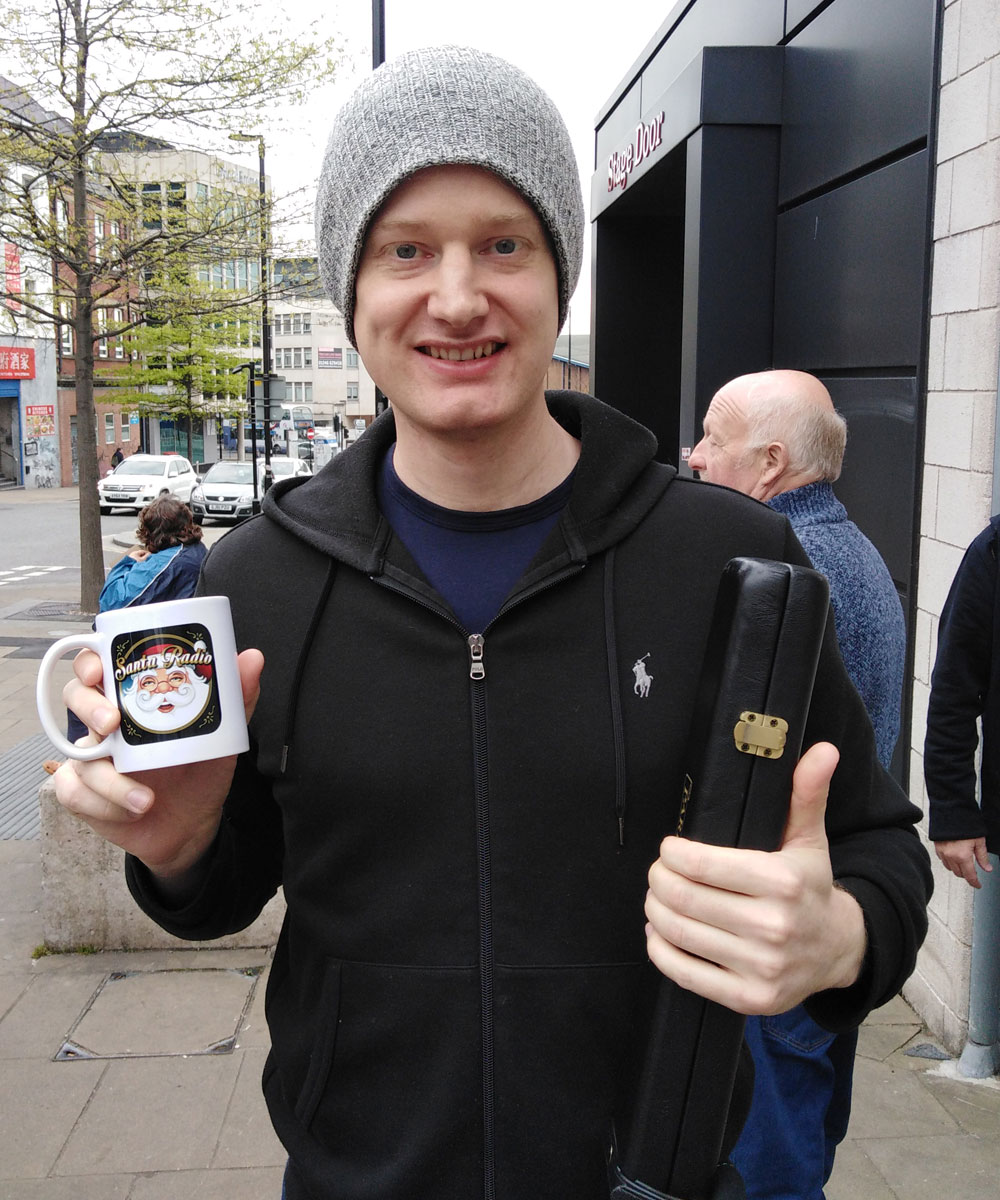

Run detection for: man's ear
[[754, 441, 790, 501]]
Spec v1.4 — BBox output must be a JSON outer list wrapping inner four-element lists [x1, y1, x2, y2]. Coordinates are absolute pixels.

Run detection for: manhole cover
[[9, 602, 94, 621], [55, 966, 264, 1061]]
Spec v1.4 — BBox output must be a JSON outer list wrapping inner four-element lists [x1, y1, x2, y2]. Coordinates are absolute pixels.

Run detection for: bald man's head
[[688, 369, 847, 502]]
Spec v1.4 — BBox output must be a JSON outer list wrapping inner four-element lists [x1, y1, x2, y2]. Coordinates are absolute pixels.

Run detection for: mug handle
[[36, 632, 113, 761]]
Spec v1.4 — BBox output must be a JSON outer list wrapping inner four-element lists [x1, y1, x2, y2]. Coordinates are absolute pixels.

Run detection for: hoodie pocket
[[269, 956, 482, 1195]]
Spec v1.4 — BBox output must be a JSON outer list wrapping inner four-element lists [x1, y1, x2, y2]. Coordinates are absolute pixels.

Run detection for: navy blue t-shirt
[[377, 447, 574, 633]]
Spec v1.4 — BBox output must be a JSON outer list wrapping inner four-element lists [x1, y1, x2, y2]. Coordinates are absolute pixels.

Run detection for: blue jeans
[[731, 1006, 857, 1200]]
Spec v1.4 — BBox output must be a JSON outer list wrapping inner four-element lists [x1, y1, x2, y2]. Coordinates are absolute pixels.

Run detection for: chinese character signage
[[4, 243, 21, 311], [318, 348, 342, 369], [0, 347, 34, 378]]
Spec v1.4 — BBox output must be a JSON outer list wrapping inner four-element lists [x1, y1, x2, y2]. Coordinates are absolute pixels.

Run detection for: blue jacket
[[98, 541, 206, 611], [66, 541, 207, 744]]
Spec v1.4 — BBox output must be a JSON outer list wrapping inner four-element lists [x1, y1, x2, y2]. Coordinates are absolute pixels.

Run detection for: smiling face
[[353, 165, 560, 446], [120, 661, 211, 735]]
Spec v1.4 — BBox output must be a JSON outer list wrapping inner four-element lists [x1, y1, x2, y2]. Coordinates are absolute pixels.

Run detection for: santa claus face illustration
[[115, 636, 216, 739]]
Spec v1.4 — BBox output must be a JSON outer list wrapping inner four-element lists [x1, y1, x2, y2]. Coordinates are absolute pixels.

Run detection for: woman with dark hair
[[67, 495, 206, 743], [99, 494, 206, 610]]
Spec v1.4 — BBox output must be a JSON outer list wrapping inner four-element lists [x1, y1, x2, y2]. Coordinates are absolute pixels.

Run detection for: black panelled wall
[[591, 0, 941, 781]]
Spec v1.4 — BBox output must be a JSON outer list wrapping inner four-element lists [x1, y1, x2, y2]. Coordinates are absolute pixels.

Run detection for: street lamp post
[[229, 132, 272, 494]]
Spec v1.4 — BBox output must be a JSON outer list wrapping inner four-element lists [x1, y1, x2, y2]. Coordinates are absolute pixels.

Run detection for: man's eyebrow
[[370, 211, 538, 236]]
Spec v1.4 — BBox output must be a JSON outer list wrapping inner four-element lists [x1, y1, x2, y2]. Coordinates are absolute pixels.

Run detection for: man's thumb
[[781, 741, 839, 850]]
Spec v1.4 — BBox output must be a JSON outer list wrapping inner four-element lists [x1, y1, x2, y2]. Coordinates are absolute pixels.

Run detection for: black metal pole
[[248, 368, 260, 513], [372, 0, 385, 67], [258, 137, 273, 495], [371, 0, 389, 419]]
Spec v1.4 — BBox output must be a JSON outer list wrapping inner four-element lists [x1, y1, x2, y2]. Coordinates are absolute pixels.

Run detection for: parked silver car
[[189, 458, 311, 524]]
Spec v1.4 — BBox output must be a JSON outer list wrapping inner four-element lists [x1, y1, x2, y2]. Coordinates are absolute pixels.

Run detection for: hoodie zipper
[[468, 631, 494, 1199], [374, 566, 583, 1199]]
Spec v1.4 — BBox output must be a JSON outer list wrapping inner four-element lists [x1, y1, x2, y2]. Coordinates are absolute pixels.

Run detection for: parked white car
[[97, 454, 197, 514], [189, 457, 311, 525]]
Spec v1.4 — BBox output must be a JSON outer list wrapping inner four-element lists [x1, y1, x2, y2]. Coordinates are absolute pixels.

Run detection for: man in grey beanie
[[55, 45, 929, 1200]]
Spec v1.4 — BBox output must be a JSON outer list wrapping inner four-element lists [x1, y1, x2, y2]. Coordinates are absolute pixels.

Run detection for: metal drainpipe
[[957, 327, 1000, 1078]]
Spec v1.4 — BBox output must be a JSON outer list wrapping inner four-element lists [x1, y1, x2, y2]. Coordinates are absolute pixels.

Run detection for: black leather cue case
[[608, 557, 831, 1200]]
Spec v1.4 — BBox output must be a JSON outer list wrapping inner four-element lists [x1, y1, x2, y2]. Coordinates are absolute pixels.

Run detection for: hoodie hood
[[261, 391, 674, 575]]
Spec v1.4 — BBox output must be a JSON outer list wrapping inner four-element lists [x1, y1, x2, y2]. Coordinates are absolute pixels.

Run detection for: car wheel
[[99, 505, 112, 515], [192, 514, 203, 525]]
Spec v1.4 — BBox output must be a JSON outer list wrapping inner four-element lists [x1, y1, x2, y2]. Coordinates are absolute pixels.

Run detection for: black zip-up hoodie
[[128, 392, 930, 1200]]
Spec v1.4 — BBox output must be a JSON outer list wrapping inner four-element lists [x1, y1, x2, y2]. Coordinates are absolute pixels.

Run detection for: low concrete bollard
[[38, 778, 285, 951]]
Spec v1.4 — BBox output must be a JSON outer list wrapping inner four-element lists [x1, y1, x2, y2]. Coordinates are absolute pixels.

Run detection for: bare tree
[[0, 0, 340, 610]]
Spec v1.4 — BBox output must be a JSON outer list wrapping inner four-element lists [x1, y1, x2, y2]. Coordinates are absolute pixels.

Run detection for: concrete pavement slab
[[826, 1141, 900, 1200], [0, 1057, 106, 1178], [921, 1067, 1000, 1136], [862, 1131, 1000, 1200], [211, 1046, 286, 1170], [858, 1019, 925, 1062], [0, 912, 45, 970], [53, 1052, 243, 1176], [846, 1055, 960, 1140], [0, 972, 105, 1060]]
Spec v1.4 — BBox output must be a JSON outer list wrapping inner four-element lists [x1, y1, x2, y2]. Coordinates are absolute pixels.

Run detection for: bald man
[[689, 369, 906, 1200]]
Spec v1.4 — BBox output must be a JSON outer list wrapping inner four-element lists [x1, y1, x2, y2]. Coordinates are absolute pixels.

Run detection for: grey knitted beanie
[[315, 45, 584, 347]]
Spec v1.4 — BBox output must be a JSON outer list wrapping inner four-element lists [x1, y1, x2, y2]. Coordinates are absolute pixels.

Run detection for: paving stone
[[0, 971, 105, 1060], [129, 1166, 285, 1199], [856, 1021, 923, 1062], [212, 1047, 286, 1170], [2, 859, 42, 911], [0, 1058, 105, 1178], [923, 1069, 1000, 1137], [864, 1131, 1000, 1200], [54, 1053, 241, 1175], [0, 911, 45, 969], [866, 992, 923, 1026], [825, 1141, 899, 1200], [0, 970, 30, 1020], [846, 1056, 959, 1140]]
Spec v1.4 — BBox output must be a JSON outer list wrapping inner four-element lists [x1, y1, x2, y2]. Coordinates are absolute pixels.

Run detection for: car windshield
[[270, 461, 298, 476], [115, 459, 165, 477], [205, 464, 253, 484]]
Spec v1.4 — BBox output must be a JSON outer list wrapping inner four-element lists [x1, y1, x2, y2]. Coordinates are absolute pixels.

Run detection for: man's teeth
[[424, 342, 498, 361]]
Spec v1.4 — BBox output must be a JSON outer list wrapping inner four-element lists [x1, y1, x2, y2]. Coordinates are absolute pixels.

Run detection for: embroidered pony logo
[[632, 653, 653, 698]]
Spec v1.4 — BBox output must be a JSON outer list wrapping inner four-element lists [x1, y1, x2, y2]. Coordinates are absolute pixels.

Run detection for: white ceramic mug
[[36, 595, 249, 772]]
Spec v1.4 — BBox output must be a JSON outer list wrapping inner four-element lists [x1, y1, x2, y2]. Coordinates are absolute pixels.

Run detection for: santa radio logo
[[112, 624, 220, 745]]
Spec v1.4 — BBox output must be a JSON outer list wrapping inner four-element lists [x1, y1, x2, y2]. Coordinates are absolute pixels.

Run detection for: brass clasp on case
[[734, 711, 787, 759]]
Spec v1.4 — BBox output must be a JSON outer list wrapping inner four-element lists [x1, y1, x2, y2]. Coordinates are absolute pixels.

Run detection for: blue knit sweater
[[768, 482, 905, 768]]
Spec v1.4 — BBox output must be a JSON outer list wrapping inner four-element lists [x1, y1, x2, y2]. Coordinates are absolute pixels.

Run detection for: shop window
[[59, 301, 73, 355]]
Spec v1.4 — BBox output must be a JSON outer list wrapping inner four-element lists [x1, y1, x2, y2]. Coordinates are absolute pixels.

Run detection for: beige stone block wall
[[906, 0, 1000, 1052], [38, 780, 285, 952]]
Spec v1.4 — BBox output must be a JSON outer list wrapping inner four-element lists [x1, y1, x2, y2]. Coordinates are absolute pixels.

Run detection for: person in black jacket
[[925, 515, 1000, 887], [53, 47, 930, 1200]]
